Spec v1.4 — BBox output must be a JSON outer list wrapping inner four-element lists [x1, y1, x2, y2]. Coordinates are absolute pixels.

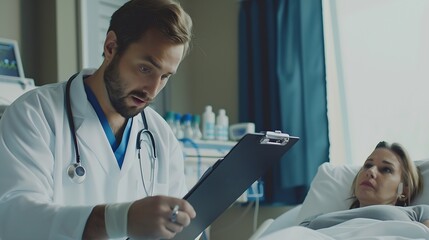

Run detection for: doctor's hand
[[127, 195, 196, 239]]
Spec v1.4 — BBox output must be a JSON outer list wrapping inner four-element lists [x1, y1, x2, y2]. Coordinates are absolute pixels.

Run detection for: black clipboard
[[172, 131, 299, 240]]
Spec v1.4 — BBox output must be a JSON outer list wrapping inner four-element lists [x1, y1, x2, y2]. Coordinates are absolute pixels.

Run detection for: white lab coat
[[0, 69, 188, 239]]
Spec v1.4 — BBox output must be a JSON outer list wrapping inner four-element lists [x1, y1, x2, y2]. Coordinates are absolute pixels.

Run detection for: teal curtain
[[239, 0, 329, 204]]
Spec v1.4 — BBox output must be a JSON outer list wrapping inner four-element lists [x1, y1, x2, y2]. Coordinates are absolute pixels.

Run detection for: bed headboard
[[295, 159, 429, 224]]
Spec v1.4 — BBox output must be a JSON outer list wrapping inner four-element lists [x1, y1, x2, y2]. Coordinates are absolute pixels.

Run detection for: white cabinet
[[181, 139, 257, 203], [181, 140, 235, 186]]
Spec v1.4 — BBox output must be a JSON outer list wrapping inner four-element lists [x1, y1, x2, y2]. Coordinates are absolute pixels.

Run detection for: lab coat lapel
[[76, 117, 120, 177], [69, 70, 120, 177], [120, 114, 143, 176]]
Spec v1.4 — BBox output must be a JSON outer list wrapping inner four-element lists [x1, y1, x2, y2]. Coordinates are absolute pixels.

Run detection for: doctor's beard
[[104, 55, 148, 118]]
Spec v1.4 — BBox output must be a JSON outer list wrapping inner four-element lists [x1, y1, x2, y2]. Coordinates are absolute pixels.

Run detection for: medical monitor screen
[[0, 42, 20, 77]]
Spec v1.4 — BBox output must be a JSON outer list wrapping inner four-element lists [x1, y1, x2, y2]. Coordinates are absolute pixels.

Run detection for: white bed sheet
[[252, 160, 429, 240], [259, 218, 429, 240]]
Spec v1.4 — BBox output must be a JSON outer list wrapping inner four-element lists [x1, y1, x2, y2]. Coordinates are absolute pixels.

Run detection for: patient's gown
[[300, 204, 429, 230]]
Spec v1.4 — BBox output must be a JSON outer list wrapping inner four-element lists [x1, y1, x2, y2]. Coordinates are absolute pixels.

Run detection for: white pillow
[[295, 159, 429, 225], [413, 159, 429, 204]]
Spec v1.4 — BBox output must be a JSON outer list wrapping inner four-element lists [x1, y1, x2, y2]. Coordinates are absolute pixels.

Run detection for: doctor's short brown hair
[[107, 0, 193, 57]]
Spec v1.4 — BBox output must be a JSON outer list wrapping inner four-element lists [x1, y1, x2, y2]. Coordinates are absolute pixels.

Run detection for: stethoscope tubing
[[65, 73, 157, 196]]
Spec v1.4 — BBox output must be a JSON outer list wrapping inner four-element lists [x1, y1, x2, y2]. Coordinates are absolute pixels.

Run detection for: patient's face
[[354, 148, 403, 207]]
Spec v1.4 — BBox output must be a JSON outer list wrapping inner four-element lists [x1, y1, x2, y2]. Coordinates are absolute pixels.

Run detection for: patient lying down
[[257, 141, 429, 240], [301, 141, 429, 229]]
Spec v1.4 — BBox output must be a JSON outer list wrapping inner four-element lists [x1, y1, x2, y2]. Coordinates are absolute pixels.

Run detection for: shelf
[[180, 139, 237, 158]]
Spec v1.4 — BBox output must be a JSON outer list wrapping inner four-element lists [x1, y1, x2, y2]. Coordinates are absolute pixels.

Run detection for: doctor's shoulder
[[1, 82, 66, 124]]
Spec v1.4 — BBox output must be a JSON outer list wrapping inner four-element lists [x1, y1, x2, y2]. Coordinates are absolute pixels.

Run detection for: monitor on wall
[[0, 37, 25, 79], [0, 37, 34, 107]]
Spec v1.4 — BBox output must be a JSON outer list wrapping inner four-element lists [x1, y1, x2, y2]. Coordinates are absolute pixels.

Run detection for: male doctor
[[0, 0, 197, 239]]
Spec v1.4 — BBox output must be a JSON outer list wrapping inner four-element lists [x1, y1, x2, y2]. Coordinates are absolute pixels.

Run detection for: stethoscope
[[65, 73, 157, 196]]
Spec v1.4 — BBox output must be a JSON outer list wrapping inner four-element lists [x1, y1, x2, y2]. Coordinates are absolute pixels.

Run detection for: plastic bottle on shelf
[[215, 109, 229, 141], [192, 114, 202, 140], [181, 113, 194, 139], [174, 113, 184, 139], [202, 105, 215, 140], [164, 111, 176, 135]]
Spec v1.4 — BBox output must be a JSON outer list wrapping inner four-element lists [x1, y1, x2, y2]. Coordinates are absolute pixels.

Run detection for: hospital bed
[[250, 159, 429, 240]]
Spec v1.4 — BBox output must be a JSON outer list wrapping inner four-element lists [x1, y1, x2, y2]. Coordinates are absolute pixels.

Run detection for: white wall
[[0, 1, 20, 42], [324, 0, 429, 165], [171, 0, 239, 124]]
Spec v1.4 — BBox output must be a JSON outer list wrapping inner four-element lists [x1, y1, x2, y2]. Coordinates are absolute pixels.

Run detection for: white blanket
[[259, 218, 429, 240]]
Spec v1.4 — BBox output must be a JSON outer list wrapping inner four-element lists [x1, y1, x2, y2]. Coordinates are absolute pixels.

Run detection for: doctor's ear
[[103, 31, 118, 60]]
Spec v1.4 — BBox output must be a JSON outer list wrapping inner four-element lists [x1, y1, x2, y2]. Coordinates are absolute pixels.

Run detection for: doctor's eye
[[139, 65, 152, 74]]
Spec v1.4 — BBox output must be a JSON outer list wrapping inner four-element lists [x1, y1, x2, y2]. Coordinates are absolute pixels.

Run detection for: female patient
[[300, 141, 429, 229]]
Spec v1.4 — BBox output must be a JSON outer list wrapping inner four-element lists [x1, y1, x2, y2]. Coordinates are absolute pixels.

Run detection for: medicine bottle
[[192, 114, 202, 140], [174, 113, 184, 139], [215, 109, 229, 141], [202, 105, 215, 140], [164, 111, 176, 135], [181, 113, 194, 139]]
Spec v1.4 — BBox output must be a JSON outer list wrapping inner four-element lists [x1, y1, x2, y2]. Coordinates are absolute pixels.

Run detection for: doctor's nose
[[144, 76, 165, 96]]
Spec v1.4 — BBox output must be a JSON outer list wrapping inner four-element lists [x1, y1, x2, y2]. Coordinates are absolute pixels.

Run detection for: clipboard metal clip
[[260, 131, 290, 146]]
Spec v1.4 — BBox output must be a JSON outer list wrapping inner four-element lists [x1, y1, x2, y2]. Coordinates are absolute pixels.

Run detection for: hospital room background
[[1, 0, 429, 239]]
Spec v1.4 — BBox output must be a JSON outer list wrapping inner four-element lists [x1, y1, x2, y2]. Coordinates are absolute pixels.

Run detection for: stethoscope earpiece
[[67, 163, 86, 184]]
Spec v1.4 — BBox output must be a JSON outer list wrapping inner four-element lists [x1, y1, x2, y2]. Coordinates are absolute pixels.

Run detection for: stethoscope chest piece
[[67, 163, 86, 184]]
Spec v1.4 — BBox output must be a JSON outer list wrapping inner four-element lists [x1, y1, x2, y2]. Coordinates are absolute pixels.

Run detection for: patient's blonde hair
[[350, 141, 423, 209]]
